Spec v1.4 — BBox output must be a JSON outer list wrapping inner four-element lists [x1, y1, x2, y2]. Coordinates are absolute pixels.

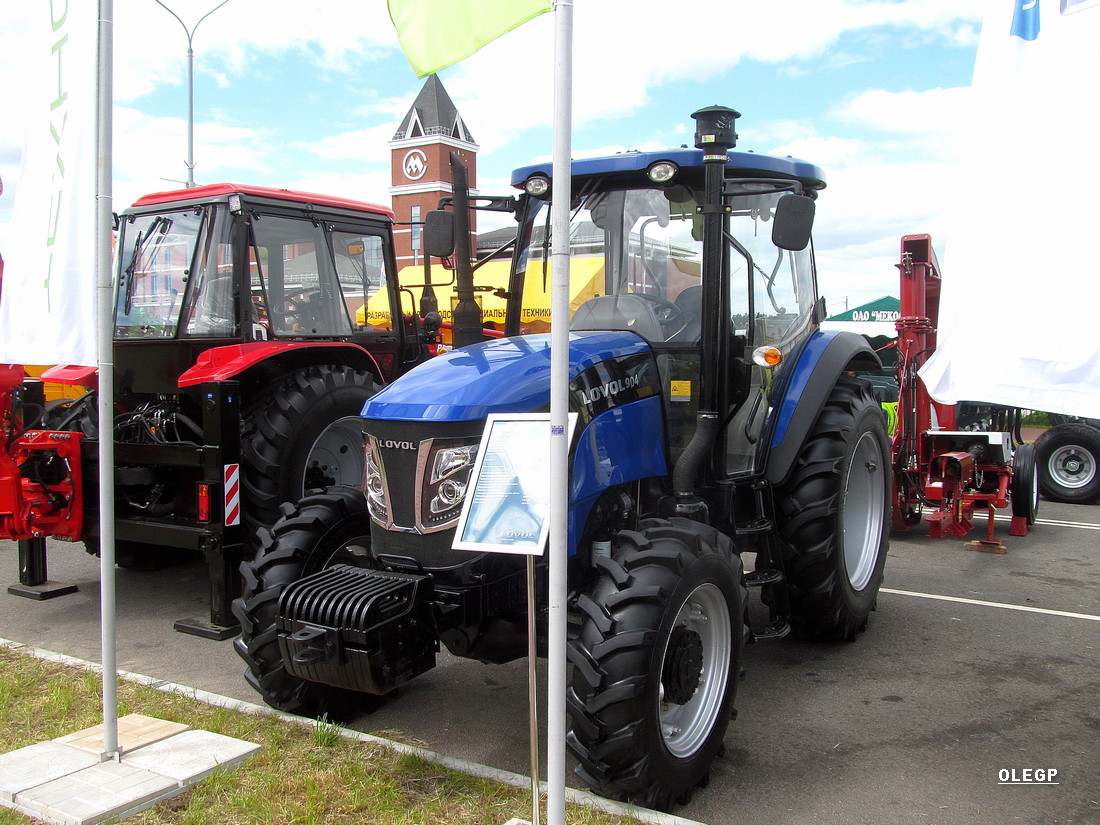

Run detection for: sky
[[0, 0, 988, 314]]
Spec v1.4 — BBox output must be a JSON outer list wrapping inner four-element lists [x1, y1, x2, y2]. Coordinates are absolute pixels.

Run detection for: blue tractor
[[233, 106, 890, 810]]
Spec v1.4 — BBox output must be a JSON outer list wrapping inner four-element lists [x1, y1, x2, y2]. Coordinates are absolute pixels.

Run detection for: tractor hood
[[362, 330, 654, 422]]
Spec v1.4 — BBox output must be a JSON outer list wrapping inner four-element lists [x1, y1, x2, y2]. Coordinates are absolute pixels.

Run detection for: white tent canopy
[[919, 1, 1100, 418]]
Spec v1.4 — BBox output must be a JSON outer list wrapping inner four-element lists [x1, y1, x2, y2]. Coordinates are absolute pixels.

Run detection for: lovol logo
[[578, 374, 642, 406], [379, 439, 417, 450]]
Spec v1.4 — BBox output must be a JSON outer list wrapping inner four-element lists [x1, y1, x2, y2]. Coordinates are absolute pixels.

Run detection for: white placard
[[453, 412, 577, 555]]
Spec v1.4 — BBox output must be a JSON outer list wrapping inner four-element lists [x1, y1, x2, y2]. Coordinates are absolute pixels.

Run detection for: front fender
[[568, 396, 668, 553], [177, 342, 382, 387], [764, 330, 881, 487]]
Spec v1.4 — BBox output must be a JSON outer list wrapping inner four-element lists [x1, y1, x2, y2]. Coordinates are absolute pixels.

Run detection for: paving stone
[[0, 742, 99, 802], [15, 759, 180, 825], [54, 713, 189, 754], [123, 728, 260, 784]]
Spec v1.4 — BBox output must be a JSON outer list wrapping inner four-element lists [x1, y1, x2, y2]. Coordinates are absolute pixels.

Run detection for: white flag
[[0, 3, 98, 367], [919, 0, 1100, 418]]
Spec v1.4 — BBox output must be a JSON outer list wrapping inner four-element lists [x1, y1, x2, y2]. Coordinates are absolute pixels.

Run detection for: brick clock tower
[[389, 75, 478, 270]]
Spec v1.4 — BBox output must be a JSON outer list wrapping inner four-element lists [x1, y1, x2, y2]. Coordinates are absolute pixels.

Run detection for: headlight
[[524, 175, 551, 198], [647, 161, 678, 183], [419, 439, 479, 532], [362, 438, 390, 526]]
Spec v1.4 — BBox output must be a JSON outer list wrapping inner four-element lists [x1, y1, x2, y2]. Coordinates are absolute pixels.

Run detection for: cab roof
[[129, 183, 395, 219], [511, 148, 826, 192]]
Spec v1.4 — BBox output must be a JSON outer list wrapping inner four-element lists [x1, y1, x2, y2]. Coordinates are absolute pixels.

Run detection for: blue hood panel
[[362, 331, 653, 422]]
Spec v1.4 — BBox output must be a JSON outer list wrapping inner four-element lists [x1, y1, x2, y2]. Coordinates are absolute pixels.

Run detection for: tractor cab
[[108, 184, 424, 389], [502, 137, 825, 482]]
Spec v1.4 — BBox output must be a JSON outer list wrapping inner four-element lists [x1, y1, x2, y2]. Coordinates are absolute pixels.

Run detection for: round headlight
[[647, 161, 678, 184], [524, 176, 551, 197]]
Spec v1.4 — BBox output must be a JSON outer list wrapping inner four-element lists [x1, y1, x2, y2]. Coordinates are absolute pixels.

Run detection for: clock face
[[403, 150, 428, 181]]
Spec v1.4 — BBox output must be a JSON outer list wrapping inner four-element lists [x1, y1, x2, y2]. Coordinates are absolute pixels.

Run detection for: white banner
[[919, 0, 1100, 418], [0, 3, 98, 367]]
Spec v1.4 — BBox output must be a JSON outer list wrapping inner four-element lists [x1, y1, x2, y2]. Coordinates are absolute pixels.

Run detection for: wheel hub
[[662, 626, 704, 705]]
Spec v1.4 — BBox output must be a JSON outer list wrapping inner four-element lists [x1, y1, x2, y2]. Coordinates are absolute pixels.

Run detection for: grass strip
[[0, 645, 646, 825]]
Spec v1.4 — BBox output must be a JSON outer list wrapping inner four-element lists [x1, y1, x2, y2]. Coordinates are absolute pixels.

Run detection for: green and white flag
[[388, 0, 551, 77]]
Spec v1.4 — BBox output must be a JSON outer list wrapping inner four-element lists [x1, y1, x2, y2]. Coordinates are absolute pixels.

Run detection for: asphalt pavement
[[1, 500, 1098, 825]]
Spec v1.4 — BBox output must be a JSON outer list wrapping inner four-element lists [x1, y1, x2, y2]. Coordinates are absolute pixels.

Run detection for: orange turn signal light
[[752, 346, 783, 367]]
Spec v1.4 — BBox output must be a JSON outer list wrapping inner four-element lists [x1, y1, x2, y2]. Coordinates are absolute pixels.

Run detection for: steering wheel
[[276, 287, 325, 328], [633, 292, 687, 339]]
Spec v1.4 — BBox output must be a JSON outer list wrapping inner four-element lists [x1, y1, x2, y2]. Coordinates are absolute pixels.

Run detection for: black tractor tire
[[232, 486, 377, 719], [1010, 443, 1040, 524], [567, 518, 746, 811], [1033, 423, 1100, 504], [1046, 413, 1100, 430], [240, 365, 378, 551], [773, 373, 890, 641]]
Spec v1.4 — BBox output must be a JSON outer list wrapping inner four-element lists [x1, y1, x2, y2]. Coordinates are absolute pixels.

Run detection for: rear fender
[[39, 365, 98, 389], [764, 330, 881, 487], [178, 342, 382, 387]]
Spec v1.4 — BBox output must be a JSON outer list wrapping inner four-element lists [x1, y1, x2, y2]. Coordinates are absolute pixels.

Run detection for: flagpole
[[547, 1, 573, 824], [96, 0, 119, 760]]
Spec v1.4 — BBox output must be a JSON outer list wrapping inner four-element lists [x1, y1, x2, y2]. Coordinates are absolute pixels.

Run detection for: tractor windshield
[[115, 207, 209, 339], [510, 181, 816, 348]]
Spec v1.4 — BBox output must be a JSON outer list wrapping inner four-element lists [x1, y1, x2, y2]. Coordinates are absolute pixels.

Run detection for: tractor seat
[[668, 284, 702, 343]]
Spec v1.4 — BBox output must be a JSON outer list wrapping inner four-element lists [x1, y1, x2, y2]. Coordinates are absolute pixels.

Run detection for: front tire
[[240, 365, 378, 550], [774, 374, 890, 641], [1010, 443, 1040, 524], [567, 518, 746, 811], [232, 486, 376, 718]]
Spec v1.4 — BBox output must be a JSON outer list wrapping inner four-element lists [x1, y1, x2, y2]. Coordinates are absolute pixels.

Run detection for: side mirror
[[424, 210, 455, 258], [771, 194, 815, 251]]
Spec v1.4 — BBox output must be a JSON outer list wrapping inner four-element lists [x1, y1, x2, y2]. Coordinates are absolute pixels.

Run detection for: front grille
[[363, 418, 484, 569]]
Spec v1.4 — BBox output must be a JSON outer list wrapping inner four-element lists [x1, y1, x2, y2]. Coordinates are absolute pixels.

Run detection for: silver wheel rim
[[658, 582, 731, 759], [304, 415, 364, 491], [1048, 444, 1096, 490], [842, 431, 885, 591]]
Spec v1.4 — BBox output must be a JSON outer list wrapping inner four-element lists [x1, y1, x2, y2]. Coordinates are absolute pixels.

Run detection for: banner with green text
[[0, 3, 98, 367]]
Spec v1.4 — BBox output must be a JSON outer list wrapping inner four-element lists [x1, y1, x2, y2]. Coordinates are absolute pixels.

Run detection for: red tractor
[[889, 234, 1038, 549], [2, 183, 444, 634]]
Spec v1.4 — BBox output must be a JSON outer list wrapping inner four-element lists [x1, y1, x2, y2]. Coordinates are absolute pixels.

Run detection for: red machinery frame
[[1, 364, 84, 542], [891, 235, 1031, 549]]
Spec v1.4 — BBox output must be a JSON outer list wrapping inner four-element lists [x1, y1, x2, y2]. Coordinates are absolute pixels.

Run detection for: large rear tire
[[240, 365, 377, 551], [567, 518, 746, 811], [774, 374, 890, 641], [1033, 423, 1100, 504], [232, 486, 376, 719]]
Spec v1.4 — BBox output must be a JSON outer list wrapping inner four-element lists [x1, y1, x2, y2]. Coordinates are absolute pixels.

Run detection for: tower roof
[[392, 75, 476, 144]]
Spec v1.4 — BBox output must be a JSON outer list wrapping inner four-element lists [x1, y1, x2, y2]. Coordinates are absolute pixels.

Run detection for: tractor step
[[745, 568, 784, 587], [751, 618, 791, 642], [735, 518, 774, 537]]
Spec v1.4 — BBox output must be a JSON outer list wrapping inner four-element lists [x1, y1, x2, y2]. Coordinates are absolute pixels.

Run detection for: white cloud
[[1, 0, 988, 272], [280, 170, 394, 209], [439, 0, 985, 156], [309, 124, 398, 162]]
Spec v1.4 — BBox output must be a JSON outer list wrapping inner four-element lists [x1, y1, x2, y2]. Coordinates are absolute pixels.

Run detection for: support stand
[[526, 556, 541, 825], [965, 504, 1007, 554], [8, 537, 78, 600]]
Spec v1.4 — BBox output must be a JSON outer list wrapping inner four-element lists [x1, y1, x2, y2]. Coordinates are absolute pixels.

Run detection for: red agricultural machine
[[1, 183, 450, 633], [889, 234, 1038, 549]]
